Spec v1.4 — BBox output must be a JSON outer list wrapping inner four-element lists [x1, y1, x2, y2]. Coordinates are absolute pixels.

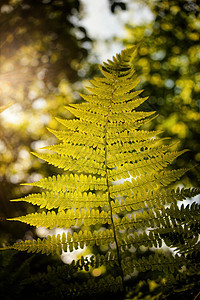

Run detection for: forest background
[[0, 0, 200, 298]]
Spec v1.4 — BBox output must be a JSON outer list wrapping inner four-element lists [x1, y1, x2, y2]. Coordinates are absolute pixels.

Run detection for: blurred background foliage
[[0, 0, 86, 247], [123, 0, 200, 186], [0, 0, 200, 299]]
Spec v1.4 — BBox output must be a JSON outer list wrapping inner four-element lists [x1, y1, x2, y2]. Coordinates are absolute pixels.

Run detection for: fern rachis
[[3, 46, 200, 297]]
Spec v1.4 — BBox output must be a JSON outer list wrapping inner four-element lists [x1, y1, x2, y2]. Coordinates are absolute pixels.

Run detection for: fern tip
[[20, 182, 34, 186], [0, 247, 13, 251], [10, 198, 20, 202]]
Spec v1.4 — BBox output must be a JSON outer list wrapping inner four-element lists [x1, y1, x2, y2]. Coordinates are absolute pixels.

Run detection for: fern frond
[[44, 144, 104, 166], [47, 128, 105, 149], [110, 168, 187, 194], [11, 191, 108, 210], [55, 118, 105, 138], [8, 230, 115, 254], [6, 45, 200, 296], [112, 187, 200, 213], [63, 275, 123, 297], [9, 209, 111, 228], [86, 77, 140, 97], [118, 230, 163, 250], [114, 202, 200, 231], [107, 149, 187, 172], [32, 151, 106, 175], [23, 173, 107, 193], [80, 89, 143, 104], [122, 251, 185, 275]]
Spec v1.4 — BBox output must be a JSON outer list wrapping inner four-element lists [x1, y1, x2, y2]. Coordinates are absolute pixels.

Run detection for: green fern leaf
[[4, 45, 200, 295]]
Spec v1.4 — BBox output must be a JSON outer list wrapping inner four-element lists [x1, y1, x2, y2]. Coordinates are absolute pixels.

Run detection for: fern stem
[[104, 75, 125, 291], [106, 174, 125, 289]]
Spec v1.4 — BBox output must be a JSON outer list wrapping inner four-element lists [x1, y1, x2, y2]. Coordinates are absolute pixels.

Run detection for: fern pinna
[[6, 46, 200, 297]]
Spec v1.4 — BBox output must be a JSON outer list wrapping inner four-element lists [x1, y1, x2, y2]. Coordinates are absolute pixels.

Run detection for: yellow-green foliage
[[6, 46, 200, 293]]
